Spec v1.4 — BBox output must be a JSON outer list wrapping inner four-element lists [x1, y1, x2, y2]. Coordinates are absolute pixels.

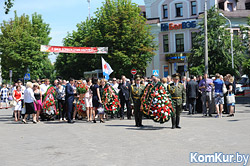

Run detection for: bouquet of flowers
[[101, 83, 120, 114], [149, 82, 173, 123], [140, 82, 154, 116], [76, 82, 88, 95], [42, 85, 58, 115]]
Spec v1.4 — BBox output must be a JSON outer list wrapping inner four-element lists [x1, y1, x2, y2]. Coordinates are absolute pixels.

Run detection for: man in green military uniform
[[168, 73, 186, 129], [131, 77, 145, 127]]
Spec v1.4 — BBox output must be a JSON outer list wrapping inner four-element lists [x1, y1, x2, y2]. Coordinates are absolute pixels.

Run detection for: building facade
[[142, 0, 250, 78]]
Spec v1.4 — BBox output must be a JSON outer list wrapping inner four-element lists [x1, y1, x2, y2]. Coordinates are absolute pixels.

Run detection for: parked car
[[236, 75, 250, 95]]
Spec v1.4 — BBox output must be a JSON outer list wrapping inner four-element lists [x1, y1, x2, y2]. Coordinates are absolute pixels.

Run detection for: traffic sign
[[152, 70, 159, 76], [184, 65, 187, 72], [24, 73, 30, 80], [131, 69, 137, 75], [9, 70, 12, 78]]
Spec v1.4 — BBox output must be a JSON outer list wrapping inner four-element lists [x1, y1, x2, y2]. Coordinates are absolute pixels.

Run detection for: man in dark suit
[[118, 75, 132, 119], [186, 75, 199, 115], [66, 78, 75, 123]]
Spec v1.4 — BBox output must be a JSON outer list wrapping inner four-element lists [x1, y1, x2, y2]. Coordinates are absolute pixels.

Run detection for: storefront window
[[176, 34, 184, 52], [233, 30, 238, 36], [163, 34, 169, 52], [191, 1, 196, 15], [175, 3, 183, 17], [163, 5, 168, 18]]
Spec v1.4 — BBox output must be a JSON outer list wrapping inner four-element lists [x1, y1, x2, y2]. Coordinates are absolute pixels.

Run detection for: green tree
[[0, 12, 54, 81], [189, 7, 249, 77], [55, 19, 101, 79], [55, 0, 156, 79], [242, 16, 250, 78]]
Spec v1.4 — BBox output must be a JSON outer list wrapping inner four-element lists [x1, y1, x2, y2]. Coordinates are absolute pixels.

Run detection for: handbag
[[13, 101, 17, 107], [8, 96, 13, 101], [222, 84, 227, 94], [226, 93, 235, 104], [97, 105, 104, 114], [21, 106, 26, 114]]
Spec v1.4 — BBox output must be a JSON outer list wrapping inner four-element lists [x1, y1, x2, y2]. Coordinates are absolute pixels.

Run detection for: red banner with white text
[[40, 45, 108, 54]]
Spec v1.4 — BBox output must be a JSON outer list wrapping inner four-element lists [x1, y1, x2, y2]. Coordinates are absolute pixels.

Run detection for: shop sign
[[161, 21, 196, 31]]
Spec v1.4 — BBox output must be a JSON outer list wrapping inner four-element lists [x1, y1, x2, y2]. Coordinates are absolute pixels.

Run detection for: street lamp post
[[219, 13, 234, 69], [204, 0, 208, 74], [87, 0, 91, 19]]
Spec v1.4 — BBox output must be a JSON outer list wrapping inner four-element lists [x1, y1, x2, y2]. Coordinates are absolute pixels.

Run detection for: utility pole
[[204, 0, 208, 75], [87, 0, 91, 19]]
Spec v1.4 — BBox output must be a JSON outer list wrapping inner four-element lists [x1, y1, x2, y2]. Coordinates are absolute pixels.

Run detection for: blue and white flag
[[102, 57, 113, 80]]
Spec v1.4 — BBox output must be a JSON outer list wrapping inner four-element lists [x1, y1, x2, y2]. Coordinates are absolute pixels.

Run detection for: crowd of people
[[0, 72, 236, 128]]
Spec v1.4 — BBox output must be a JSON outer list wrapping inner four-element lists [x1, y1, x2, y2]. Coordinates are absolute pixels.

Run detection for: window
[[176, 34, 184, 52], [191, 32, 198, 47], [163, 35, 169, 52], [191, 1, 197, 15], [163, 5, 168, 18], [233, 30, 238, 36], [227, 3, 233, 11], [219, 2, 224, 10], [175, 3, 183, 17], [246, 3, 250, 10]]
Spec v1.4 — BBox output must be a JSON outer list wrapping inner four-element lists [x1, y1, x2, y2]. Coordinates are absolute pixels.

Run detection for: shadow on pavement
[[126, 126, 170, 130], [105, 124, 136, 128], [0, 117, 13, 122], [105, 124, 169, 130], [227, 119, 239, 122]]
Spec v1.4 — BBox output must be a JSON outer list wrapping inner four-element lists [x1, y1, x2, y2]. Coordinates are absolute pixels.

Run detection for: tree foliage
[[242, 16, 250, 78], [189, 7, 249, 77], [3, 0, 14, 14], [0, 12, 54, 81], [55, 0, 156, 79]]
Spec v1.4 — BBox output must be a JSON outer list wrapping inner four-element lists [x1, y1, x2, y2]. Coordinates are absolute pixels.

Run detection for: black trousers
[[188, 98, 196, 114], [58, 99, 66, 119], [67, 99, 74, 122], [134, 100, 142, 126], [120, 98, 131, 118]]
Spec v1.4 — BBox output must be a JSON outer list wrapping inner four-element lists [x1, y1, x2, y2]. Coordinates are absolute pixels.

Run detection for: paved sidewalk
[[0, 102, 250, 166]]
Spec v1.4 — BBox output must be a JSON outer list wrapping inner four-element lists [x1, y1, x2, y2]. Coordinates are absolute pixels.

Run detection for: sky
[[0, 0, 145, 63]]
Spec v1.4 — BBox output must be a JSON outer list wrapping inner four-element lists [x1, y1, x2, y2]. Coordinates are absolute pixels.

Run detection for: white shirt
[[40, 84, 50, 95], [24, 88, 36, 103], [111, 83, 119, 94]]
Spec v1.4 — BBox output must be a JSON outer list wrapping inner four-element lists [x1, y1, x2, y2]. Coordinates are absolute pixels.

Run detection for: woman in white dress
[[12, 86, 22, 121], [84, 78, 93, 122]]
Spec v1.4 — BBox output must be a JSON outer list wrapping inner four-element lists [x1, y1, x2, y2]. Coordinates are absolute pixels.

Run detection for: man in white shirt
[[111, 78, 119, 94], [40, 79, 50, 97]]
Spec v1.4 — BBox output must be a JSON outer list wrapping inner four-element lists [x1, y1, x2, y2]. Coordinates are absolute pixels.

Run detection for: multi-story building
[[141, 0, 250, 78]]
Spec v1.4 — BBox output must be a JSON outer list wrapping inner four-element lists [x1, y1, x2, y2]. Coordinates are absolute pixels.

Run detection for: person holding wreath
[[131, 76, 145, 127]]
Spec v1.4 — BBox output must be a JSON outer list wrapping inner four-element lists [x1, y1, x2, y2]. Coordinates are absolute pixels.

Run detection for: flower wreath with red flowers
[[149, 82, 173, 123], [142, 82, 173, 123], [140, 82, 154, 116], [76, 82, 88, 95], [76, 100, 86, 113], [101, 83, 120, 114], [42, 85, 58, 115]]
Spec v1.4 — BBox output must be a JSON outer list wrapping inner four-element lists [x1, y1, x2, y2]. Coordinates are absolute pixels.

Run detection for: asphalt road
[[0, 101, 250, 166]]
